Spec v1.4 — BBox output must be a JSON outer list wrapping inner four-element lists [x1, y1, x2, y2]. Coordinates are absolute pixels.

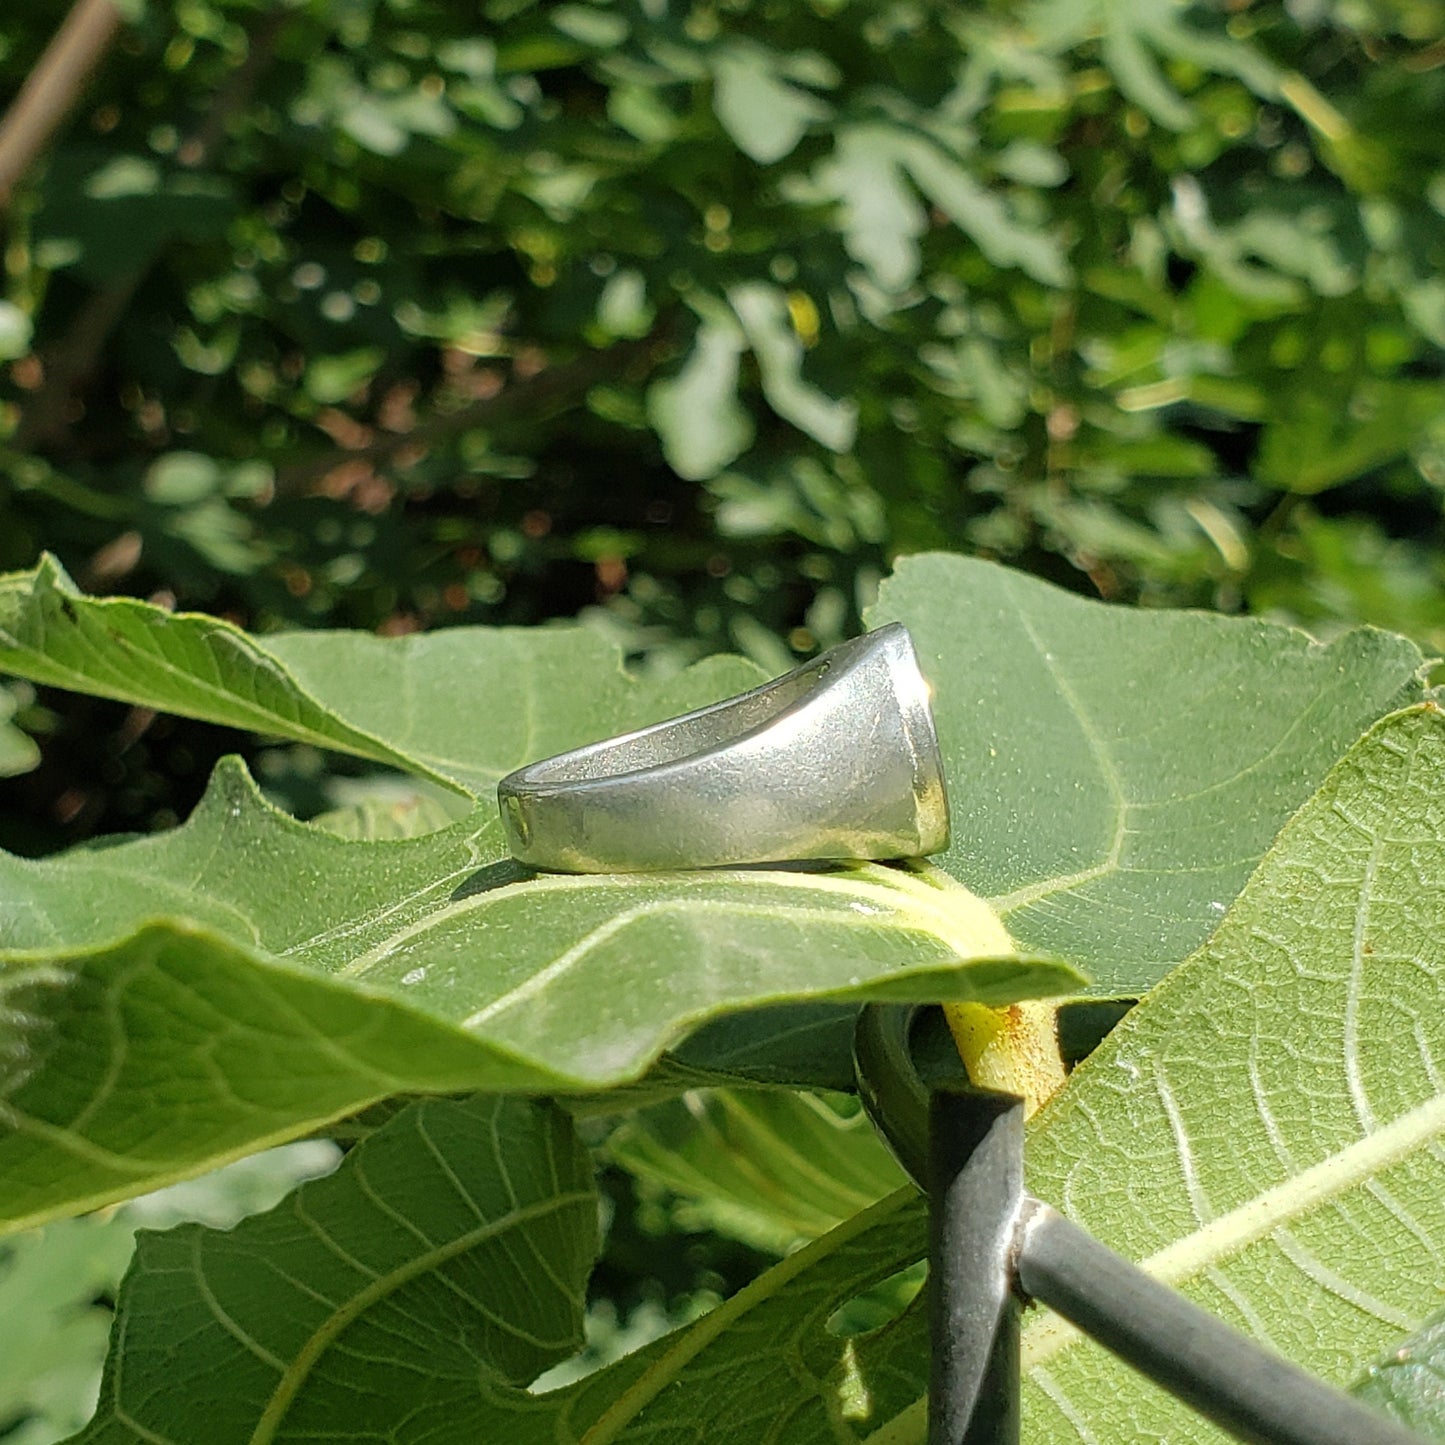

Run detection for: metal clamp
[[854, 1004, 1429, 1445]]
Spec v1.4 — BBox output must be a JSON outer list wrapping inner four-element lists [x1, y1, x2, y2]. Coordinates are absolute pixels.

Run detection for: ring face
[[496, 622, 951, 873]]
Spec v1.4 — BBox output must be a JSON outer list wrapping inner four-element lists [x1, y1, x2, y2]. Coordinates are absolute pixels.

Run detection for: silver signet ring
[[496, 622, 950, 873]]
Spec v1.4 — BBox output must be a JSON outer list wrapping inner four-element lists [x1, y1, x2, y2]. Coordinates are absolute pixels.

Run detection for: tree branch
[[0, 0, 125, 212], [13, 7, 288, 451], [273, 327, 681, 497]]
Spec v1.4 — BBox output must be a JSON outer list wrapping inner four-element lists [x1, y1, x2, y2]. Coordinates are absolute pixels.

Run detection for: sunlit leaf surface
[[63, 707, 1445, 1443], [0, 554, 1425, 1232]]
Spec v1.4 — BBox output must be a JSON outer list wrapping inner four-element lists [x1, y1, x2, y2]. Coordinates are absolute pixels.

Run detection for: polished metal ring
[[496, 622, 950, 873]]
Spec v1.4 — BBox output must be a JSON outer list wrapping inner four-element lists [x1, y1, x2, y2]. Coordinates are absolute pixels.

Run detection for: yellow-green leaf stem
[[943, 999, 1068, 1117]]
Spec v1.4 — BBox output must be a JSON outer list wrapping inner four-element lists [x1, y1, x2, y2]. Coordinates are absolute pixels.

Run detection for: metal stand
[[1014, 1200, 1425, 1445], [926, 1085, 1427, 1445], [929, 1089, 1023, 1445]]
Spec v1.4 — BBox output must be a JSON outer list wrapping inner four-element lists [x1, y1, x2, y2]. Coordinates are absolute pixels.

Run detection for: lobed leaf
[[0, 552, 1430, 1233], [0, 760, 1072, 1233], [3, 552, 1424, 997], [0, 556, 441, 782]]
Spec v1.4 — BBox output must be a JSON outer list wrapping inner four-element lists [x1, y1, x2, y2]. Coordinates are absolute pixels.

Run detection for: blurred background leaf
[[0, 1143, 337, 1445], [606, 1088, 906, 1255]]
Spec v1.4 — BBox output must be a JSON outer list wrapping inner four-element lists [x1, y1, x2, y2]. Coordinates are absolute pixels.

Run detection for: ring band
[[496, 622, 950, 873]]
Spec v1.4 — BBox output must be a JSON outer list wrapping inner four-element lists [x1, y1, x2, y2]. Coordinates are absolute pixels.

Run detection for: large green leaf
[[1014, 703, 1445, 1438], [73, 1086, 932, 1443], [0, 556, 446, 788], [870, 553, 1428, 989], [867, 703, 1445, 1442], [0, 552, 1427, 1231], [0, 554, 762, 798], [0, 759, 1070, 1233], [68, 1094, 596, 1444], [668, 1002, 864, 1092], [485, 1187, 930, 1445], [61, 706, 1445, 1442]]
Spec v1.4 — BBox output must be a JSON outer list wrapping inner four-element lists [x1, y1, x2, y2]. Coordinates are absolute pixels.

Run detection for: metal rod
[[929, 1088, 1024, 1445], [1015, 1201, 1428, 1445]]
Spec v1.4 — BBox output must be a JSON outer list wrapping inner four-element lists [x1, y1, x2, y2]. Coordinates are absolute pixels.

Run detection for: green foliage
[[75, 1095, 595, 1444], [0, 684, 38, 778], [607, 1088, 906, 1254], [0, 752, 1071, 1230], [1016, 702, 1445, 1439], [4, 0, 1445, 1435], [1, 550, 1426, 985], [871, 552, 1428, 984], [1, 554, 1443, 1440], [0, 1144, 337, 1445], [10, 558, 1147, 1234], [61, 705, 1445, 1442], [0, 1217, 136, 1445], [2, 0, 1443, 675]]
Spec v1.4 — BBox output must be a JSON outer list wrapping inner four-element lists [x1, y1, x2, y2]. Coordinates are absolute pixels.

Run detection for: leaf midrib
[[334, 863, 1016, 991], [1022, 1088, 1445, 1366]]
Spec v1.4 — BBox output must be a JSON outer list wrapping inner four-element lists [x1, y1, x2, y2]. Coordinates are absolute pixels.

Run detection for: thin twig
[[14, 7, 288, 450], [0, 0, 125, 211]]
